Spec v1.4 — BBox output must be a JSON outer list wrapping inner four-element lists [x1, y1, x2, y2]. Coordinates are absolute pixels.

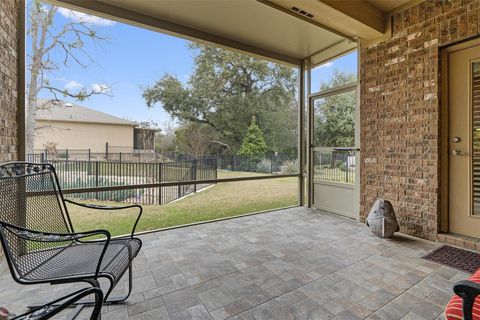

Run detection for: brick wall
[[360, 0, 480, 240], [0, 0, 19, 162], [0, 0, 20, 268]]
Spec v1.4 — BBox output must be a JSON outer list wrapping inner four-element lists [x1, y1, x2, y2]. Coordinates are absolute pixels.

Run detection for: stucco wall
[[35, 120, 134, 153], [360, 0, 480, 240], [0, 0, 20, 270]]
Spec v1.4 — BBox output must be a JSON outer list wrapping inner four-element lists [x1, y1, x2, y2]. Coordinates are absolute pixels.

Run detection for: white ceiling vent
[[290, 6, 314, 19]]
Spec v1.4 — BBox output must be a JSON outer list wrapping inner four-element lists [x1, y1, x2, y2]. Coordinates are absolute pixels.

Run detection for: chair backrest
[[0, 162, 72, 233], [0, 162, 74, 280]]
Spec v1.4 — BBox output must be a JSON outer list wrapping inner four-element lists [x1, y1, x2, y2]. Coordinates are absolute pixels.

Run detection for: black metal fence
[[31, 149, 166, 163], [30, 150, 299, 174], [215, 154, 298, 174], [314, 150, 355, 183], [28, 157, 217, 205]]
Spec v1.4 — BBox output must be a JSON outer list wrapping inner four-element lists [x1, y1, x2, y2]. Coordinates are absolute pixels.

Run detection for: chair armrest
[[64, 199, 143, 237], [0, 221, 111, 278], [0, 221, 110, 243], [12, 287, 103, 320], [454, 280, 480, 320]]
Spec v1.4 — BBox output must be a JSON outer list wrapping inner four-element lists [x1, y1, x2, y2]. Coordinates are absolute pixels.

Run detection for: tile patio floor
[[0, 207, 468, 319]]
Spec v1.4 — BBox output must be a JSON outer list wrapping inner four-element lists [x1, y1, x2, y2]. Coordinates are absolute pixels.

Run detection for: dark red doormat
[[423, 245, 480, 274]]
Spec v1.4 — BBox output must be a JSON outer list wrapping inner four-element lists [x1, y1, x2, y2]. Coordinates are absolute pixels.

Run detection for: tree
[[134, 121, 158, 151], [143, 43, 297, 153], [260, 104, 297, 155], [174, 122, 217, 158], [27, 1, 110, 154], [155, 121, 177, 155], [238, 117, 267, 163], [314, 70, 356, 147]]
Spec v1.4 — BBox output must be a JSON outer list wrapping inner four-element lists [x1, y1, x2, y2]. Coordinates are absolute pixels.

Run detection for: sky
[[28, 2, 357, 127]]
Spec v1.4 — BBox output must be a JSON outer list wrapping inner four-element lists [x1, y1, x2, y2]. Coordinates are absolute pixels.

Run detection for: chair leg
[[27, 264, 134, 315], [104, 263, 133, 303], [26, 285, 104, 320]]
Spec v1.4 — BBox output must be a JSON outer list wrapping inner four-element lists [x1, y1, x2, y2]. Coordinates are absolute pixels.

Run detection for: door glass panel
[[313, 89, 356, 184], [472, 61, 480, 215]]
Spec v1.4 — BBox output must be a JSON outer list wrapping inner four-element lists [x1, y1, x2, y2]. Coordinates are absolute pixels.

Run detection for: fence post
[[158, 162, 162, 205], [270, 154, 273, 174], [95, 161, 99, 185], [95, 161, 99, 200], [88, 149, 91, 162], [66, 149, 69, 161], [215, 157, 218, 182], [193, 158, 197, 193], [44, 148, 48, 161], [40, 152, 44, 163], [105, 142, 109, 161], [345, 157, 348, 183], [119, 152, 122, 163]]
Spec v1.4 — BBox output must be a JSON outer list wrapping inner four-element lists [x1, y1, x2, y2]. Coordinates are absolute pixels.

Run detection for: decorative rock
[[0, 307, 10, 320], [366, 199, 399, 238]]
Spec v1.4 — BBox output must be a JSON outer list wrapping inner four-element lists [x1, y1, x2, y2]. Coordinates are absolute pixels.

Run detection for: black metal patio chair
[[0, 162, 143, 313], [11, 287, 103, 320]]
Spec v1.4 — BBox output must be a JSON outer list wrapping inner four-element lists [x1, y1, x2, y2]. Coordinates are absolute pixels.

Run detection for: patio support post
[[298, 60, 306, 206], [306, 58, 314, 208], [17, 0, 26, 161]]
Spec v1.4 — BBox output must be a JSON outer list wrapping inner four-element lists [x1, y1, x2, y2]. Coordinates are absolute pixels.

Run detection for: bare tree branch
[[25, 0, 112, 154]]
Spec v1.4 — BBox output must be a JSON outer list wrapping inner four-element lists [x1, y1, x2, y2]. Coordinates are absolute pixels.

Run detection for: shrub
[[63, 177, 141, 202], [256, 158, 272, 173], [338, 162, 347, 172], [334, 160, 344, 168], [281, 160, 298, 174]]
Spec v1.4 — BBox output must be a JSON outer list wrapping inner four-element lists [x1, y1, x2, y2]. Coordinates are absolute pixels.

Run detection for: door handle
[[452, 149, 469, 156]]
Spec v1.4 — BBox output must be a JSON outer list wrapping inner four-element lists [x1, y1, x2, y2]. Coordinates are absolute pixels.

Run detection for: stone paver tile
[[400, 312, 429, 320], [163, 288, 201, 314], [223, 299, 252, 318], [210, 307, 230, 320], [171, 273, 190, 290], [288, 298, 334, 320], [102, 308, 129, 320], [198, 286, 235, 311], [129, 305, 171, 320], [359, 289, 398, 311], [145, 284, 176, 300], [127, 297, 166, 318], [187, 304, 213, 320], [171, 310, 192, 320], [274, 289, 306, 307]]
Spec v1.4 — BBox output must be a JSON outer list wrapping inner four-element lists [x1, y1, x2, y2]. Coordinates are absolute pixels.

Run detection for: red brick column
[[0, 0, 20, 267], [360, 0, 480, 240]]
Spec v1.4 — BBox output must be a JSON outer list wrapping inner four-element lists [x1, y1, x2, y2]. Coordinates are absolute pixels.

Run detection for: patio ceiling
[[47, 0, 414, 67]]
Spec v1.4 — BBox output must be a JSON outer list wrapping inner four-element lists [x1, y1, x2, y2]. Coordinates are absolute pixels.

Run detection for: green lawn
[[67, 170, 298, 237]]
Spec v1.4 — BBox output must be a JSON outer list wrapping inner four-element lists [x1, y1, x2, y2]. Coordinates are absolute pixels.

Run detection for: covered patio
[[0, 208, 460, 319], [2, 0, 480, 319]]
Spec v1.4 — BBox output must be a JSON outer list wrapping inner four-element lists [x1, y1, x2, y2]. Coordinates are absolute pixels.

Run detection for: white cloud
[[317, 61, 334, 69], [58, 7, 116, 26], [64, 80, 83, 91], [92, 83, 110, 94]]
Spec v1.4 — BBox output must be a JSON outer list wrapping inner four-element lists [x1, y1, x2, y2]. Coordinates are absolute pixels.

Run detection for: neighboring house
[[34, 99, 156, 153]]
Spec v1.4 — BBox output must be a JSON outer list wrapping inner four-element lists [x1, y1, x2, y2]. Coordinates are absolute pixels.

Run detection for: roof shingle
[[35, 99, 135, 126]]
